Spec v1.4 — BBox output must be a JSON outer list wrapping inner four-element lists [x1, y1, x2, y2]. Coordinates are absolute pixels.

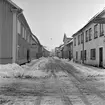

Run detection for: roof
[[72, 8, 105, 37], [32, 35, 41, 45], [7, 0, 42, 47], [65, 39, 73, 45], [6, 0, 22, 10]]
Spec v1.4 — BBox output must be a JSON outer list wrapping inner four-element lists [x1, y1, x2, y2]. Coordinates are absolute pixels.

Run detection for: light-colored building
[[72, 9, 105, 67], [42, 47, 50, 57], [55, 44, 64, 58], [62, 34, 73, 60]]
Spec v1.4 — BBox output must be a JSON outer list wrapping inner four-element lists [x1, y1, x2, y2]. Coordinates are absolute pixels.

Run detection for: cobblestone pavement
[[0, 57, 105, 105]]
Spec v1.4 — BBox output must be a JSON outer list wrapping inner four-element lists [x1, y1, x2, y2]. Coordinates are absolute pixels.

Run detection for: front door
[[69, 51, 71, 60], [99, 47, 103, 67]]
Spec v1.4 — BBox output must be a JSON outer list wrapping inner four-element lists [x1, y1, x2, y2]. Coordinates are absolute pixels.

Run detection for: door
[[99, 47, 103, 67], [27, 49, 30, 62], [69, 51, 71, 60]]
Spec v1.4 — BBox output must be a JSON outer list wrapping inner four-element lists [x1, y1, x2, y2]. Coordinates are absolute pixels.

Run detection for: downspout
[[16, 10, 23, 62], [82, 32, 84, 64], [11, 8, 23, 63]]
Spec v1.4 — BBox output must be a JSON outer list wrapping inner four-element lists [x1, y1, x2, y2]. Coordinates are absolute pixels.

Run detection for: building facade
[[62, 34, 73, 60], [72, 9, 105, 67], [0, 0, 42, 64]]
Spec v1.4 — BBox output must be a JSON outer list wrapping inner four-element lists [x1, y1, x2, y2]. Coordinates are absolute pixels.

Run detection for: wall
[[73, 13, 105, 67], [73, 32, 83, 63], [0, 0, 13, 64]]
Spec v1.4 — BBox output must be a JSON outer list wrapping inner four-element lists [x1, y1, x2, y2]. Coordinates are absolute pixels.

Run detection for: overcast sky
[[13, 0, 105, 51]]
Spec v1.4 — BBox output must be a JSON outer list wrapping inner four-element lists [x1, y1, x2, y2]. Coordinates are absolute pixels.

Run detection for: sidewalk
[[67, 61, 105, 82]]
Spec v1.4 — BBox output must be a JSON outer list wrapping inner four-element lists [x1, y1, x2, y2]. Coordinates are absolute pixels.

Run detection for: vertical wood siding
[[0, 0, 13, 63]]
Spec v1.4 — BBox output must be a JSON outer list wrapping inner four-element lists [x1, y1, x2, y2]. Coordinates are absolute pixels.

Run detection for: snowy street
[[0, 57, 105, 105]]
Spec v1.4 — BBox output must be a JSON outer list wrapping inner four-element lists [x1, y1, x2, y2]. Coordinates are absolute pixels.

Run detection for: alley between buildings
[[0, 57, 105, 105]]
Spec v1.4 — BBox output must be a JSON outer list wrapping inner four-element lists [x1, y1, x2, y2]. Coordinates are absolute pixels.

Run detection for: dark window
[[100, 24, 104, 36], [84, 50, 86, 60], [85, 30, 88, 42], [81, 32, 84, 43], [74, 37, 76, 46], [90, 49, 96, 60], [94, 24, 98, 39], [89, 28, 92, 41], [81, 51, 83, 60], [76, 51, 78, 60], [78, 35, 80, 45]]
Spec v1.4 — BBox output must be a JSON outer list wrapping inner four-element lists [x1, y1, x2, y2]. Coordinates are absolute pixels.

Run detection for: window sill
[[94, 37, 98, 39]]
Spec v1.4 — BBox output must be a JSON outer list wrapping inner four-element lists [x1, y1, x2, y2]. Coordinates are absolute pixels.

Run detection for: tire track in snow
[[66, 64, 105, 100], [57, 60, 105, 104], [60, 88, 73, 105], [52, 75, 73, 105], [56, 61, 92, 105], [35, 96, 42, 105]]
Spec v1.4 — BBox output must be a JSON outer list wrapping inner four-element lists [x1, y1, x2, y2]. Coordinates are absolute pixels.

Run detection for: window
[[94, 24, 98, 38], [85, 30, 88, 42], [22, 26, 24, 38], [84, 50, 86, 60], [17, 20, 21, 34], [28, 35, 30, 43], [76, 51, 78, 60], [17, 45, 20, 58], [81, 33, 84, 43], [78, 35, 80, 45], [100, 24, 104, 36], [74, 37, 76, 46], [89, 28, 92, 41], [24, 29, 26, 40], [90, 49, 96, 60], [81, 51, 83, 60]]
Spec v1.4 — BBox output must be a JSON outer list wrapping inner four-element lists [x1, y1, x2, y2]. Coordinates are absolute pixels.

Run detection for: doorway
[[27, 49, 30, 62], [99, 47, 103, 67], [69, 51, 71, 60]]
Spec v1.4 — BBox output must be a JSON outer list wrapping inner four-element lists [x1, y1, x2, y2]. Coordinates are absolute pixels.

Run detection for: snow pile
[[24, 69, 51, 79], [0, 63, 24, 78], [0, 63, 51, 79], [69, 62, 105, 81], [72, 63, 105, 76], [31, 58, 48, 71], [21, 65, 30, 70], [56, 71, 68, 78]]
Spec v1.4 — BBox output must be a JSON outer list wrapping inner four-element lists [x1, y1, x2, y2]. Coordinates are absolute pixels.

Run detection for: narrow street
[[0, 57, 105, 105]]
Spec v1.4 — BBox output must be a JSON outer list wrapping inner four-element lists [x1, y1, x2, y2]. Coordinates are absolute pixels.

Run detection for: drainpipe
[[82, 32, 84, 64], [11, 8, 23, 63]]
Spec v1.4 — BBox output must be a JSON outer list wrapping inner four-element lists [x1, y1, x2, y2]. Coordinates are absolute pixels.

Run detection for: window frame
[[94, 24, 98, 39], [74, 37, 76, 46], [89, 28, 92, 41], [85, 30, 88, 42], [100, 24, 104, 37], [78, 35, 80, 45], [76, 51, 78, 60], [90, 49, 96, 60], [84, 50, 86, 60]]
